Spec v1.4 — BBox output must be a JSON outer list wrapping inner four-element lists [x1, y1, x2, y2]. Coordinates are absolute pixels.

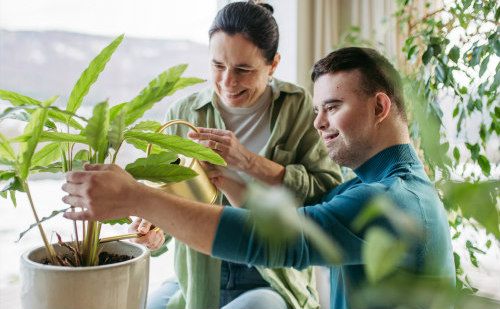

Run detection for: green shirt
[[163, 78, 343, 309]]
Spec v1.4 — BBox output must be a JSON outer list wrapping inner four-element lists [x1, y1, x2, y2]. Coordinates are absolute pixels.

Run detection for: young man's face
[[313, 70, 378, 169]]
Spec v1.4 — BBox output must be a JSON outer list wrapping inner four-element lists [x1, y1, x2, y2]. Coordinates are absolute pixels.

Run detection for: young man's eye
[[326, 105, 337, 111]]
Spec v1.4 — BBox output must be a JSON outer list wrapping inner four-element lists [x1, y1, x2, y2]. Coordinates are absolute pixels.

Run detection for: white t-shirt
[[213, 85, 272, 182]]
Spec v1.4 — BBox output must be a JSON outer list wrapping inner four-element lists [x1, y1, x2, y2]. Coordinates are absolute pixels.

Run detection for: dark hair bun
[[258, 3, 274, 14], [248, 1, 274, 14]]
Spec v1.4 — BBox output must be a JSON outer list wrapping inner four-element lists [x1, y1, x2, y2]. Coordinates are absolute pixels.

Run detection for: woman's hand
[[128, 217, 165, 250], [200, 161, 247, 207], [188, 127, 254, 172]]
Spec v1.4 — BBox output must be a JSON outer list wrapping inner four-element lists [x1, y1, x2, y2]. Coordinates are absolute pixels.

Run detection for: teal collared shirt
[[212, 144, 455, 309], [163, 78, 343, 308]]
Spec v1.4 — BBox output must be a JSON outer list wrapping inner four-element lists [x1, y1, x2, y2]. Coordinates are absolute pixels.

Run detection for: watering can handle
[[146, 119, 200, 157]]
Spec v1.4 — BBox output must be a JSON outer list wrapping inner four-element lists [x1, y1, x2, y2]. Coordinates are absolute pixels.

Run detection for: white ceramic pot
[[20, 241, 150, 309]]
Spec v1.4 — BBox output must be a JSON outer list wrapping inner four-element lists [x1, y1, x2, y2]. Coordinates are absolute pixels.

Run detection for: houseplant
[[0, 34, 225, 308]]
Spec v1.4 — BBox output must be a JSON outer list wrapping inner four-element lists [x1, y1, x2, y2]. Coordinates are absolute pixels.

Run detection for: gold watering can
[[100, 120, 218, 243]]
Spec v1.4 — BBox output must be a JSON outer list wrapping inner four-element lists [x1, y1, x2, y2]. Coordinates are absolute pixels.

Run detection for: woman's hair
[[209, 1, 279, 64]]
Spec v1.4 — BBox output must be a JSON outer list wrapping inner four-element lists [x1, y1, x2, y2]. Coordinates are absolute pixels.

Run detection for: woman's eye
[[236, 68, 251, 74]]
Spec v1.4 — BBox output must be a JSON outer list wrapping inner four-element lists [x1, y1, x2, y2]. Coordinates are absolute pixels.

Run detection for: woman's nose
[[222, 70, 237, 87]]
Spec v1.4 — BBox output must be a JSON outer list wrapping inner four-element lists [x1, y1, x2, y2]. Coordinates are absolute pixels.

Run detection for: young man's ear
[[374, 92, 391, 125]]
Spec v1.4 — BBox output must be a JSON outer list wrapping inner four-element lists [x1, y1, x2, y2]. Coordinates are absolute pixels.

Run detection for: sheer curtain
[[296, 0, 400, 89]]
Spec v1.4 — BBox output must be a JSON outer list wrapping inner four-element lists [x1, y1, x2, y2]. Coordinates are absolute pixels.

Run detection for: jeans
[[146, 262, 287, 309]]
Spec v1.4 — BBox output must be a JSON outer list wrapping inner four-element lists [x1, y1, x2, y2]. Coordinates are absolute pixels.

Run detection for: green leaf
[[124, 64, 205, 126], [448, 46, 460, 63], [124, 131, 225, 166], [422, 46, 433, 65], [477, 155, 491, 176], [66, 34, 124, 115], [441, 181, 500, 239], [107, 105, 127, 151], [17, 97, 56, 179], [435, 63, 446, 83], [453, 147, 460, 162], [1, 176, 24, 193], [363, 227, 407, 283], [16, 207, 71, 242], [463, 0, 472, 9], [101, 218, 131, 225], [10, 131, 88, 144], [0, 171, 16, 181], [0, 132, 16, 161], [465, 143, 480, 161], [479, 55, 490, 77], [30, 162, 64, 174], [85, 101, 110, 162], [31, 143, 60, 167], [109, 102, 127, 122], [73, 149, 90, 161], [126, 153, 197, 183], [129, 120, 162, 132], [0, 89, 41, 106], [9, 190, 17, 206]]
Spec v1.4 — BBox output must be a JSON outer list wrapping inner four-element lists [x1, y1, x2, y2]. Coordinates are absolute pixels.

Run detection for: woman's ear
[[374, 92, 391, 125], [269, 53, 281, 76]]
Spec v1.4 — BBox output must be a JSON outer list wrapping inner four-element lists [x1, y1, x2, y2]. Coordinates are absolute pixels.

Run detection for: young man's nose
[[314, 111, 329, 131]]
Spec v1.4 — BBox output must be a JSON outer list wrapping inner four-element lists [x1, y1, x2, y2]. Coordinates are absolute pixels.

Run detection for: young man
[[62, 47, 455, 309]]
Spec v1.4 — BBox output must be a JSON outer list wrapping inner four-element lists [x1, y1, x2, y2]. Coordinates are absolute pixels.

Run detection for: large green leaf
[[107, 105, 127, 151], [125, 138, 162, 154], [126, 152, 196, 183], [10, 131, 88, 144], [363, 227, 407, 283], [129, 120, 162, 132], [126, 162, 197, 183], [124, 64, 205, 126], [0, 132, 16, 161], [0, 89, 41, 106], [441, 181, 500, 239], [85, 101, 110, 162], [66, 34, 124, 115], [17, 97, 56, 179], [31, 143, 61, 167], [124, 131, 225, 165], [0, 104, 85, 130]]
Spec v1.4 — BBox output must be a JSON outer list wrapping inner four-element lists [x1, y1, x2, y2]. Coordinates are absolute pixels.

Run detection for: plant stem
[[23, 180, 58, 265]]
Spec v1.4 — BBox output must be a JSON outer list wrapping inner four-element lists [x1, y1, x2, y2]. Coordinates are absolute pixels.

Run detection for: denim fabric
[[147, 281, 179, 309], [146, 262, 288, 309]]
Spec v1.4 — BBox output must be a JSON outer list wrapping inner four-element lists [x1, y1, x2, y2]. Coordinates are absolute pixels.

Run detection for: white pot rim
[[21, 241, 149, 272]]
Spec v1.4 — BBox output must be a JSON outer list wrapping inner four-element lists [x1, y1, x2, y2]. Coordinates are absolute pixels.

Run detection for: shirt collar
[[354, 143, 421, 182]]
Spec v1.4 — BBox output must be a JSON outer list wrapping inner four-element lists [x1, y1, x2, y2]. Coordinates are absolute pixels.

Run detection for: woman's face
[[209, 31, 279, 108]]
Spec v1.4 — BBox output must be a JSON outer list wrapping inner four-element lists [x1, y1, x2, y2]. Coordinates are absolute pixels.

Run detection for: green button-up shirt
[[163, 78, 342, 309]]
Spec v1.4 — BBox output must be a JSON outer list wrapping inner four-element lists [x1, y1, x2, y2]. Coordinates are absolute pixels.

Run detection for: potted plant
[[0, 34, 225, 309]]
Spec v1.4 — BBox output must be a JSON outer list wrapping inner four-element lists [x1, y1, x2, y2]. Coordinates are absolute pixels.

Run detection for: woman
[[130, 1, 342, 308]]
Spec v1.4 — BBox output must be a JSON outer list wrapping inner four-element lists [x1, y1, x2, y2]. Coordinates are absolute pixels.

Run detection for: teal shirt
[[163, 78, 343, 309], [212, 144, 455, 309]]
